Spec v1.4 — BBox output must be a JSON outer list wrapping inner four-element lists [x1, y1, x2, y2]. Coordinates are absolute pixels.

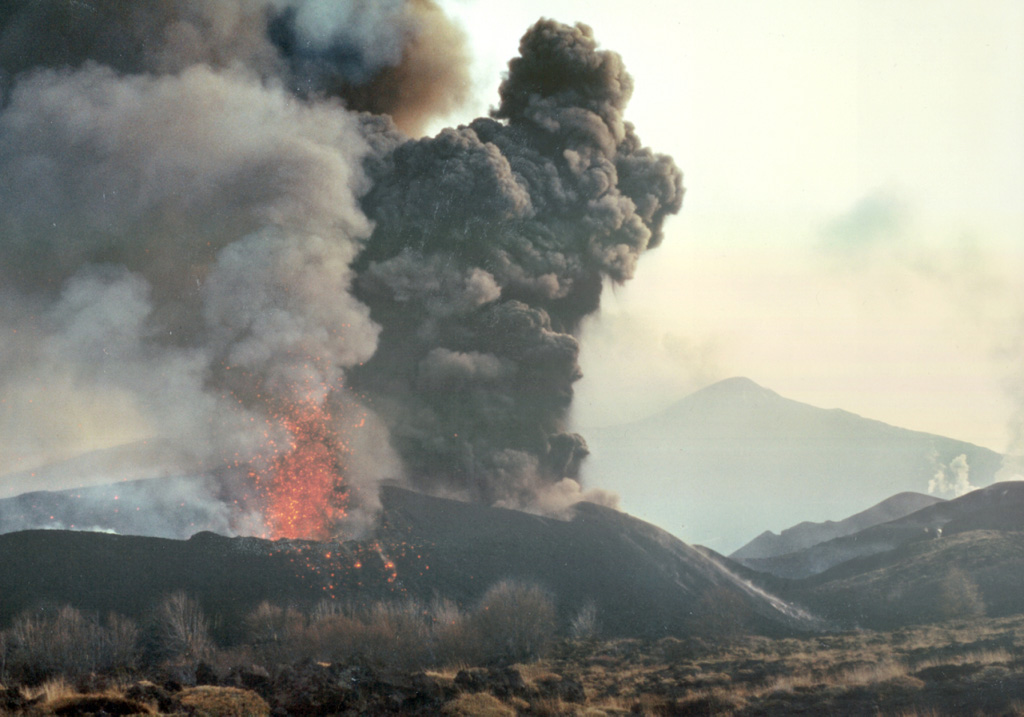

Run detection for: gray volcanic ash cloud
[[0, 4, 682, 537], [352, 20, 683, 506], [0, 0, 468, 135]]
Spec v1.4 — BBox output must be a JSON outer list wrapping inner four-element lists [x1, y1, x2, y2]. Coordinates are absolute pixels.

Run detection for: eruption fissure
[[0, 2, 683, 539]]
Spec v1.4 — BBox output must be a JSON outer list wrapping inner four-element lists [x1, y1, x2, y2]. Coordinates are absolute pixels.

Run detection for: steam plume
[[929, 454, 977, 498], [0, 9, 682, 535]]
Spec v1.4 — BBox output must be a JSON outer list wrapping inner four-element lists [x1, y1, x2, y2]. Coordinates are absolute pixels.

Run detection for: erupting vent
[[257, 396, 349, 541]]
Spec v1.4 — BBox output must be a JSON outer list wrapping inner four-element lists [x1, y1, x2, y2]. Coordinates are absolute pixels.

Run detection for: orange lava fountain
[[257, 396, 349, 541]]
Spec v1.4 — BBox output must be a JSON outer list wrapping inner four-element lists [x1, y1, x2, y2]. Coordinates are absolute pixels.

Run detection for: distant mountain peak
[[694, 377, 781, 402]]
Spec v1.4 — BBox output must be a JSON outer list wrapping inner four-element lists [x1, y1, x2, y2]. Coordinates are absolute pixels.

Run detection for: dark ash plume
[[0, 0, 468, 135], [268, 0, 470, 132], [350, 20, 684, 506]]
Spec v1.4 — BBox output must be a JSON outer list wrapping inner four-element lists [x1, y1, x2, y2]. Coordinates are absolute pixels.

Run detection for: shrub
[[426, 597, 472, 666], [471, 580, 557, 662], [244, 601, 305, 646], [104, 612, 141, 672], [570, 602, 599, 640], [178, 685, 270, 717], [366, 600, 436, 667], [149, 592, 213, 665], [5, 607, 139, 682]]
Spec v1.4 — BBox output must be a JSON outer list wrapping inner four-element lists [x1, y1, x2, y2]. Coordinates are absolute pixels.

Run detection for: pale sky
[[438, 0, 1024, 455]]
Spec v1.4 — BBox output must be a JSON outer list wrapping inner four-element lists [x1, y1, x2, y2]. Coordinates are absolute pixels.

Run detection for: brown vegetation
[[0, 587, 1022, 715]]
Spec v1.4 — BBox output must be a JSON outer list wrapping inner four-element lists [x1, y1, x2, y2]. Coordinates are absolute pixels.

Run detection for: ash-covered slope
[[582, 377, 1003, 552], [0, 486, 820, 639], [375, 486, 821, 637], [788, 527, 1024, 629], [746, 481, 1024, 580], [0, 474, 259, 539], [731, 491, 945, 563]]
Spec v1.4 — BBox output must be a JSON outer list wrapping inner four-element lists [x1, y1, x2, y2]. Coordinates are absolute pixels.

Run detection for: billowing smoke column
[[0, 3, 682, 538], [351, 21, 683, 505], [0, 0, 467, 135]]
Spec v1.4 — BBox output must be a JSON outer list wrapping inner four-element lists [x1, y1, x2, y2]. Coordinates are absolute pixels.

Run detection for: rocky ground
[[3, 615, 1024, 715]]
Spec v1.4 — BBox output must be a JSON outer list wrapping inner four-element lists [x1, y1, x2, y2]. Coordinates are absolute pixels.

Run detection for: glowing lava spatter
[[257, 396, 349, 541]]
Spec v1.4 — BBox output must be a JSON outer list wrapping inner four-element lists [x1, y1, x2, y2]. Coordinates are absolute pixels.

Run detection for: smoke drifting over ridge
[[0, 3, 682, 536]]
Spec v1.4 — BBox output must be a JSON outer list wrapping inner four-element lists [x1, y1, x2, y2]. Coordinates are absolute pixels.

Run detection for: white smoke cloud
[[497, 477, 619, 520], [928, 453, 977, 498]]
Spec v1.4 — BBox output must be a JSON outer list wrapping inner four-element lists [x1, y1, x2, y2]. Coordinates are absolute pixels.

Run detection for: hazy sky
[[438, 0, 1024, 455]]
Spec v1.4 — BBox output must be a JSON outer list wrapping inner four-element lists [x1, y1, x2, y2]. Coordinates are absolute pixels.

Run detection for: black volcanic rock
[[0, 486, 821, 639], [375, 486, 821, 637]]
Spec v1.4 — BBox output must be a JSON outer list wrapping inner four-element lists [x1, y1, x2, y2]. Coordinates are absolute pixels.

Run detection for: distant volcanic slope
[[0, 488, 817, 640], [583, 377, 1004, 552], [0, 476, 259, 539], [741, 480, 1024, 580], [0, 3, 683, 537], [731, 491, 946, 563], [786, 482, 1024, 629]]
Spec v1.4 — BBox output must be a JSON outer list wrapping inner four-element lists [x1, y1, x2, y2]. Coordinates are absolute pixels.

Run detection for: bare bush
[[213, 582, 556, 672], [101, 612, 141, 674], [426, 597, 472, 666], [4, 606, 138, 682], [570, 602, 599, 640], [244, 602, 304, 646], [361, 600, 431, 667], [150, 592, 212, 665], [9, 606, 94, 680], [305, 600, 436, 669], [471, 580, 557, 662]]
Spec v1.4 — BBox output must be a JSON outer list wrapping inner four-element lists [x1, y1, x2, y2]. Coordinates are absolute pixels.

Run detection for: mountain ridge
[[730, 490, 946, 562], [581, 376, 1004, 552], [742, 480, 1024, 579]]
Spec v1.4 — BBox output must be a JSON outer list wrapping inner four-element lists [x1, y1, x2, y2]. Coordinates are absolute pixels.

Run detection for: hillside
[[581, 377, 1003, 552], [0, 486, 820, 640], [0, 474, 257, 539], [739, 480, 1024, 579], [730, 491, 944, 562], [788, 529, 1024, 630]]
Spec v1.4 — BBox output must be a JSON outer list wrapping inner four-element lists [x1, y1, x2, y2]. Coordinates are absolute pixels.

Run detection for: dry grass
[[537, 615, 1024, 716], [20, 676, 75, 704], [178, 685, 270, 717], [833, 659, 909, 686], [46, 691, 153, 715], [913, 648, 1013, 670], [1, 601, 1022, 716], [441, 691, 516, 716]]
